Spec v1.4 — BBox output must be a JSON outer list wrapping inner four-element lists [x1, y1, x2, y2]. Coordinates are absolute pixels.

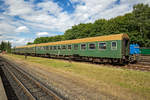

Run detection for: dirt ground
[[2, 55, 124, 100]]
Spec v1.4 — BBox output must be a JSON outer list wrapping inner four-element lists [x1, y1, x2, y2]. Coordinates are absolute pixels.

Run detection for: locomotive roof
[[16, 33, 129, 48]]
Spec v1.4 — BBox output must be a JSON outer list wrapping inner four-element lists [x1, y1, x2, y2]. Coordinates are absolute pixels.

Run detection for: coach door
[[122, 38, 129, 56]]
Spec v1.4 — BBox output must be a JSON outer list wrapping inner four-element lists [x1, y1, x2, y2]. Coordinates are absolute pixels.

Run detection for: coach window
[[81, 44, 86, 50], [51, 46, 54, 50], [48, 46, 50, 50], [54, 46, 57, 50], [50, 46, 53, 50], [99, 42, 106, 50], [58, 46, 61, 50], [42, 47, 44, 50], [62, 45, 66, 50], [111, 41, 117, 50], [43, 46, 45, 50], [45, 46, 48, 50], [74, 44, 78, 50], [89, 43, 96, 50], [68, 45, 72, 50], [46, 46, 49, 50]]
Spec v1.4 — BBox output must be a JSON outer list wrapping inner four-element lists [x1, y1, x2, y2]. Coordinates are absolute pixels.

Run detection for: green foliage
[[33, 35, 64, 44], [63, 3, 150, 47], [28, 3, 150, 47], [64, 23, 93, 40], [27, 42, 34, 45], [0, 41, 11, 53]]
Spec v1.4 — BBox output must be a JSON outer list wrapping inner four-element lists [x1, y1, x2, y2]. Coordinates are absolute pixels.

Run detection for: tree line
[[27, 3, 150, 47], [0, 41, 11, 53]]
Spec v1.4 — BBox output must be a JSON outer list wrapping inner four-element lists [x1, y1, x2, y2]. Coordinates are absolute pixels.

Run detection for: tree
[[27, 3, 150, 47], [27, 42, 34, 45], [132, 4, 150, 46], [0, 41, 11, 53]]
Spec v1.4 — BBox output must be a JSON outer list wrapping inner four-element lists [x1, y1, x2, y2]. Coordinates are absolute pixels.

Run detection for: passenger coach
[[13, 33, 130, 64]]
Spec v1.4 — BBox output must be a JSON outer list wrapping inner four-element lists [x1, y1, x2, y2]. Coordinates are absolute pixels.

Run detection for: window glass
[[43, 47, 45, 50], [111, 41, 117, 50], [74, 44, 78, 50], [46, 46, 49, 50], [40, 47, 42, 50], [50, 46, 53, 50], [99, 43, 106, 49], [54, 46, 57, 50], [62, 45, 66, 50], [58, 46, 61, 50], [52, 46, 54, 50], [68, 45, 72, 50], [89, 43, 96, 49], [81, 44, 86, 50]]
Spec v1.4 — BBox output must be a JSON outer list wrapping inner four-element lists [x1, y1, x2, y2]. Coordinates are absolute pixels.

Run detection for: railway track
[[138, 55, 150, 65], [126, 64, 150, 71], [128, 55, 150, 71], [0, 57, 62, 100]]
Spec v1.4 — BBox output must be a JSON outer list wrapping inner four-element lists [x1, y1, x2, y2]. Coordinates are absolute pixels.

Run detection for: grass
[[3, 54, 150, 100]]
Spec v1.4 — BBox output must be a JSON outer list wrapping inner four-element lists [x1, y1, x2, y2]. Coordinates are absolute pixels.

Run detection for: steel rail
[[1, 57, 62, 100], [2, 63, 36, 100]]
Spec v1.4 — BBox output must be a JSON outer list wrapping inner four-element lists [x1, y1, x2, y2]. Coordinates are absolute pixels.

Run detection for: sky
[[0, 0, 150, 47]]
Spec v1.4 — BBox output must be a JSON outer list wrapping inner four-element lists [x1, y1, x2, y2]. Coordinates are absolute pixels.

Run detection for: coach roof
[[16, 33, 129, 48], [36, 33, 129, 46]]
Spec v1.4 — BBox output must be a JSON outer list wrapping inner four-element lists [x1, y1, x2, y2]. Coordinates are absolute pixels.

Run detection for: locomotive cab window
[[89, 43, 96, 50], [68, 45, 72, 50], [81, 44, 86, 50], [99, 42, 106, 50], [74, 44, 78, 50], [111, 41, 117, 50]]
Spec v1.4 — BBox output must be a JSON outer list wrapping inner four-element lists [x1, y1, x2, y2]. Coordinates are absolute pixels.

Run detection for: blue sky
[[0, 0, 150, 47]]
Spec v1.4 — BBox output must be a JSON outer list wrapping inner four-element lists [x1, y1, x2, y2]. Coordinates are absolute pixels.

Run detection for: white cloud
[[15, 26, 29, 32], [0, 35, 34, 47], [0, 0, 150, 46], [95, 3, 132, 19], [120, 0, 150, 5], [11, 37, 34, 47], [37, 1, 62, 16], [36, 32, 57, 37], [0, 21, 16, 34], [36, 32, 49, 37], [4, 0, 33, 16]]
